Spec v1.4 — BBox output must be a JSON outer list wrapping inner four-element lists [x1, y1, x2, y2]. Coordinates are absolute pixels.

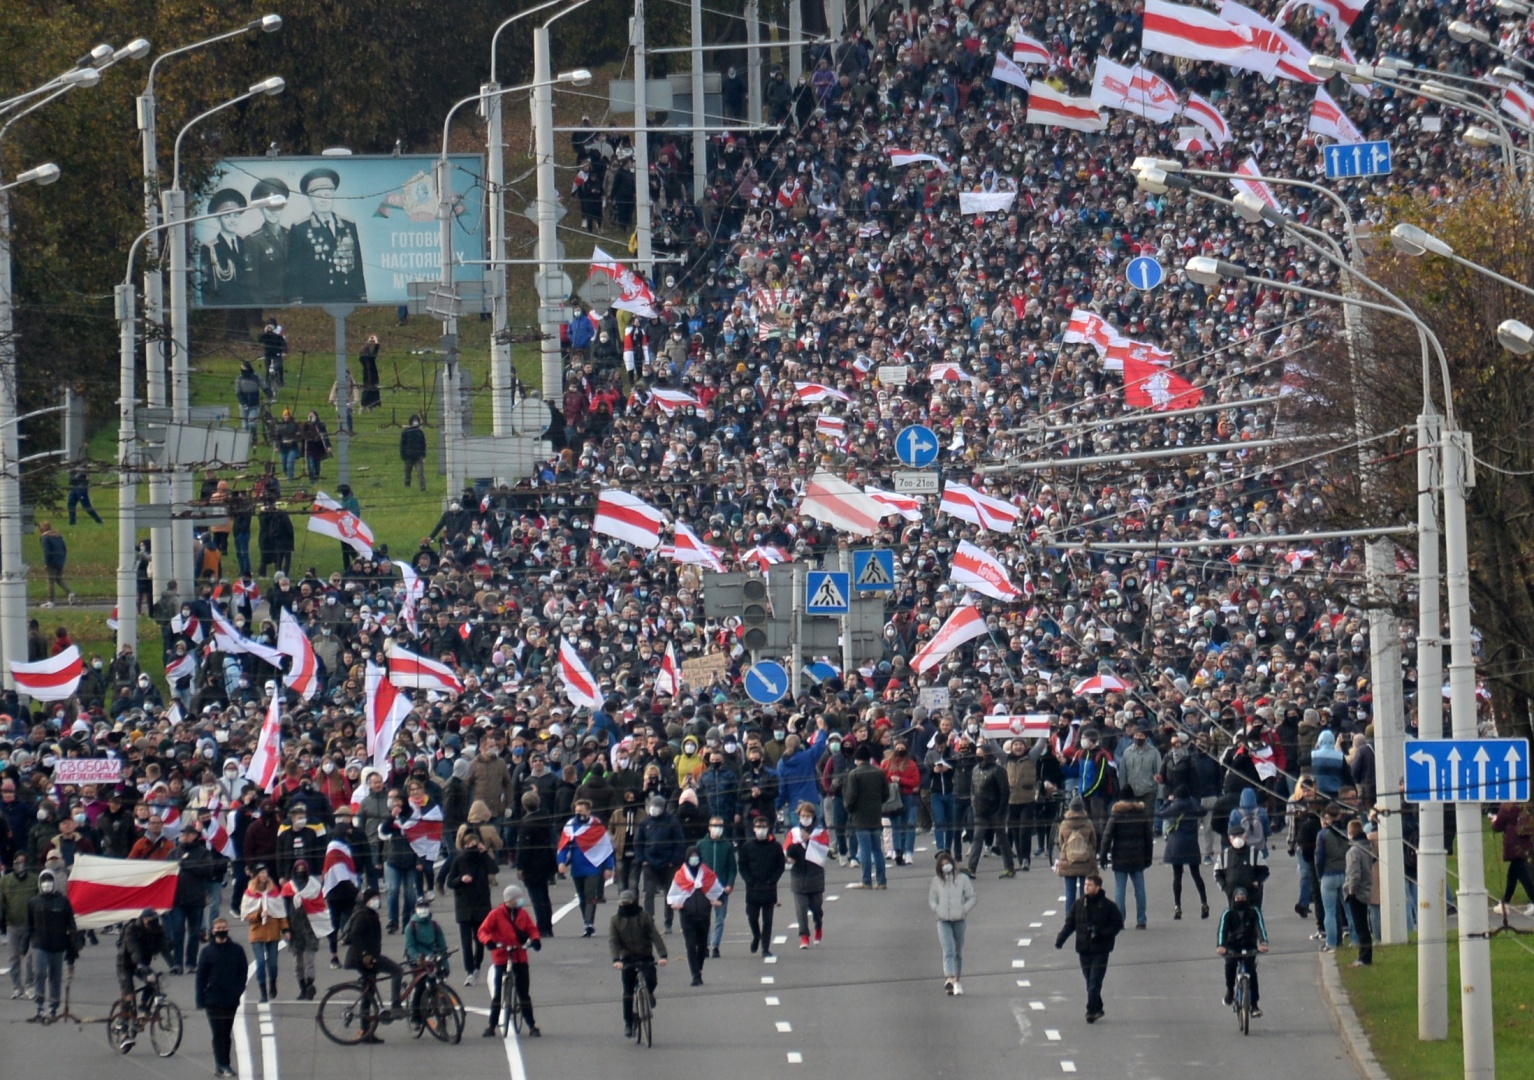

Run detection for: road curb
[[1317, 950, 1392, 1080]]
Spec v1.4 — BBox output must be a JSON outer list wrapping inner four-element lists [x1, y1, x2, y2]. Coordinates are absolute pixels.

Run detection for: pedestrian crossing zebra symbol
[[806, 571, 851, 614]]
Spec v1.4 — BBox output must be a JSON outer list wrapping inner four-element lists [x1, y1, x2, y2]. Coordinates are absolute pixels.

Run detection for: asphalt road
[[0, 848, 1357, 1079]]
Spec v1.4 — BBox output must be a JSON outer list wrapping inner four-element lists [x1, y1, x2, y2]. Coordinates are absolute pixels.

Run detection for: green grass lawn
[[1340, 818, 1534, 1079]]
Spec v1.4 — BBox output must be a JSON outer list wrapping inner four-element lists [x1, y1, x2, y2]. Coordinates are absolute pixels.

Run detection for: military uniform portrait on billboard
[[189, 155, 485, 309]]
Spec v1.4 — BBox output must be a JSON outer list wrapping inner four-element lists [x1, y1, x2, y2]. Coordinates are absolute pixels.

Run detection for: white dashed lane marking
[[787, 1052, 804, 1064], [1029, 1001, 1046, 1011], [1046, 1029, 1062, 1041], [776, 1021, 793, 1033], [765, 996, 779, 1005], [1061, 1063, 1078, 1074]]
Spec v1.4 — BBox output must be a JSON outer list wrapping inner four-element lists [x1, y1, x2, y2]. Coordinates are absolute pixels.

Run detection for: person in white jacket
[[928, 850, 978, 995]]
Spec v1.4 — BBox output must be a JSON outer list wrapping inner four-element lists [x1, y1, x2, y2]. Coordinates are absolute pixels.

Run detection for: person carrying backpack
[[1056, 795, 1100, 908]]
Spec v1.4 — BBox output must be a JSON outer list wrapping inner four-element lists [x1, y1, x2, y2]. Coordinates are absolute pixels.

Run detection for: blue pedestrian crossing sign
[[1404, 738, 1530, 803], [1323, 140, 1392, 179], [896, 425, 939, 468], [806, 570, 851, 614], [852, 549, 896, 592], [745, 661, 790, 705], [1126, 256, 1164, 291]]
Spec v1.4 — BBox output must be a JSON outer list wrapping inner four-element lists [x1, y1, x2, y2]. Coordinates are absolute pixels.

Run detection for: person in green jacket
[[697, 815, 738, 958], [1, 853, 40, 996], [403, 900, 449, 979]]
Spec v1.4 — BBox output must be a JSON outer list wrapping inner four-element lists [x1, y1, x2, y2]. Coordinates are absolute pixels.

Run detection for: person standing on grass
[[359, 334, 382, 410], [928, 849, 976, 996], [302, 410, 330, 482], [273, 409, 300, 480], [38, 522, 72, 608], [195, 917, 248, 1078], [1054, 871, 1123, 1024], [1492, 799, 1534, 915], [400, 414, 427, 491], [67, 461, 103, 525], [1343, 818, 1374, 968]]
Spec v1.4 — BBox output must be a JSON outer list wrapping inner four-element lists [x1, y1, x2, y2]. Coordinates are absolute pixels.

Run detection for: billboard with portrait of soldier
[[188, 154, 485, 308]]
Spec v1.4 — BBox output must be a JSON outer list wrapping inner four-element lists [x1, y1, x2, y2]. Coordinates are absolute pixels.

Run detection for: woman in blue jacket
[[774, 735, 821, 823], [1158, 786, 1210, 920]]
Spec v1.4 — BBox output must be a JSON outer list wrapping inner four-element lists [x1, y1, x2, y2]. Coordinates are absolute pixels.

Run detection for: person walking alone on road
[[25, 868, 77, 1023], [928, 849, 977, 995], [667, 844, 723, 985], [1054, 871, 1124, 1024], [241, 865, 287, 1003], [1099, 798, 1154, 930], [1159, 785, 1211, 921], [843, 744, 888, 888], [400, 413, 427, 491], [195, 917, 248, 1077], [696, 815, 737, 958]]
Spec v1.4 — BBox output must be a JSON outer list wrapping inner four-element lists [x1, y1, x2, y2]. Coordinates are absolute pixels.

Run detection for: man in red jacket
[[477, 885, 541, 1038]]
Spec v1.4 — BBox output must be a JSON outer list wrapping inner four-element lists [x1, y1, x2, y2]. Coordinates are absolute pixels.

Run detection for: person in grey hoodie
[[1343, 818, 1374, 966], [928, 850, 977, 995], [1116, 725, 1163, 812]]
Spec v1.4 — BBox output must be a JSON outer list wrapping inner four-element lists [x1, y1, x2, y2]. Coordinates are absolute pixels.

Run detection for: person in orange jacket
[[477, 885, 541, 1038]]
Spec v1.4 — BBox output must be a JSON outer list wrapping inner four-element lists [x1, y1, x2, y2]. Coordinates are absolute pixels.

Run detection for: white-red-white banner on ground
[[940, 482, 1021, 534], [1142, 0, 1259, 68], [559, 638, 604, 711], [53, 758, 123, 785], [981, 714, 1055, 740], [991, 51, 1032, 91], [793, 381, 852, 404], [1231, 156, 1282, 212], [365, 663, 412, 771], [1026, 82, 1105, 132], [1182, 92, 1233, 144], [959, 190, 1019, 215], [309, 492, 375, 559], [801, 470, 889, 537], [1090, 57, 1180, 123], [651, 387, 702, 414], [911, 604, 991, 674], [67, 854, 179, 929], [1309, 86, 1363, 142], [244, 692, 283, 794], [387, 645, 465, 695], [660, 520, 726, 573], [950, 540, 1025, 601], [591, 246, 659, 319], [1013, 32, 1053, 65], [278, 609, 320, 700], [209, 607, 287, 668], [594, 490, 667, 549], [887, 149, 950, 171], [11, 645, 82, 702], [655, 640, 682, 697], [863, 485, 923, 523]]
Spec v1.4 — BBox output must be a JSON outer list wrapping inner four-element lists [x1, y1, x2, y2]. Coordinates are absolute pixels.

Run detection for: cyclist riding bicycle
[[477, 885, 542, 1038], [116, 908, 169, 1052], [1216, 885, 1270, 1015], [609, 888, 667, 1039], [341, 887, 404, 1043]]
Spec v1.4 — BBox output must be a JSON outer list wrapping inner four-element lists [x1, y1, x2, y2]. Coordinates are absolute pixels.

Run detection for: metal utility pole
[[789, 0, 804, 84], [484, 81, 511, 434], [437, 157, 463, 499], [136, 93, 171, 591], [690, 0, 707, 202], [790, 563, 804, 701], [0, 189, 23, 687], [633, 0, 652, 277], [745, 0, 763, 125], [114, 283, 139, 658], [1416, 410, 1448, 1041], [163, 186, 193, 588], [534, 25, 562, 401]]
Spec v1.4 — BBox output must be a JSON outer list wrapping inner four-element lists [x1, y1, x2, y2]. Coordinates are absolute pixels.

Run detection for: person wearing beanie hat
[[476, 883, 540, 1037], [446, 824, 497, 989], [609, 883, 667, 1038], [633, 795, 684, 934], [24, 868, 77, 1022]]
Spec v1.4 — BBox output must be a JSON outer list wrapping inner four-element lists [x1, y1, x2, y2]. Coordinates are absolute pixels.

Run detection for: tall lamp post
[[1186, 254, 1493, 1080], [115, 197, 286, 658], [137, 16, 282, 593], [164, 77, 285, 589]]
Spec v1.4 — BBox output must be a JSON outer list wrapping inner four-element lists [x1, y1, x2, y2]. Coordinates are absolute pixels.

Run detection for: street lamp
[[114, 195, 287, 658], [1497, 318, 1534, 354], [1390, 222, 1534, 300], [162, 76, 284, 587], [1183, 254, 1494, 1076], [0, 164, 60, 193]]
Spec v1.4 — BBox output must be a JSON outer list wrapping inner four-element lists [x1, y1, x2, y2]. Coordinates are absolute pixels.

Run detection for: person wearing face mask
[[339, 887, 400, 1040], [1, 853, 39, 998], [1066, 728, 1120, 836], [557, 799, 616, 938], [1098, 796, 1155, 931], [241, 866, 287, 1003], [632, 797, 684, 935], [674, 738, 703, 787], [696, 816, 737, 959], [477, 885, 542, 1038], [1216, 886, 1270, 1014], [195, 917, 248, 1077], [464, 737, 515, 824], [1117, 725, 1163, 822], [609, 888, 668, 1038], [817, 733, 855, 864], [784, 802, 829, 949], [667, 844, 723, 986], [1055, 872, 1125, 1024], [928, 850, 977, 995], [513, 792, 559, 936], [735, 815, 786, 959], [277, 803, 325, 883], [446, 833, 495, 987], [403, 899, 450, 1010], [24, 869, 77, 1023], [281, 859, 330, 1001], [1216, 823, 1270, 911], [165, 827, 220, 974], [128, 813, 175, 861]]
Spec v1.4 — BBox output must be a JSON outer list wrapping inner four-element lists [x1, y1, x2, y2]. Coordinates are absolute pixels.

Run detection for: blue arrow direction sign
[[744, 661, 790, 705], [1125, 256, 1164, 292], [1404, 738, 1530, 802], [1323, 140, 1392, 180], [852, 549, 895, 592], [896, 424, 939, 468], [806, 570, 851, 615]]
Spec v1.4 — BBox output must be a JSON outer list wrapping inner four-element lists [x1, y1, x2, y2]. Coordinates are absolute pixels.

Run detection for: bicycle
[[491, 962, 525, 1037], [1227, 951, 1258, 1035], [316, 951, 464, 1046], [107, 971, 184, 1057], [623, 959, 656, 1048]]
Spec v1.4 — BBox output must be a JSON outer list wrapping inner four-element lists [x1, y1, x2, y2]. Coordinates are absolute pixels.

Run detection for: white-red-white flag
[[1104, 339, 1173, 373], [66, 855, 179, 930], [863, 485, 923, 523], [655, 640, 682, 697], [165, 651, 197, 685], [559, 638, 604, 711], [887, 149, 950, 171], [309, 492, 375, 559], [1309, 87, 1363, 142], [1013, 31, 1053, 65], [365, 663, 412, 771], [982, 713, 1055, 740], [911, 604, 991, 674], [940, 482, 1020, 534], [1091, 57, 1180, 122], [590, 246, 658, 319], [1142, 0, 1259, 68], [991, 51, 1032, 91], [245, 691, 283, 794], [950, 540, 1025, 601], [11, 645, 82, 702], [209, 606, 287, 668], [814, 414, 847, 439], [387, 645, 465, 695], [660, 520, 726, 572], [322, 839, 359, 896], [1026, 82, 1105, 132], [1278, 0, 1365, 31], [1064, 308, 1126, 354], [278, 609, 320, 701], [594, 490, 667, 549], [1182, 92, 1232, 145], [651, 387, 702, 414], [801, 470, 888, 537], [1217, 0, 1318, 81], [793, 381, 851, 403], [1503, 84, 1534, 128], [1231, 156, 1281, 212], [738, 545, 788, 571]]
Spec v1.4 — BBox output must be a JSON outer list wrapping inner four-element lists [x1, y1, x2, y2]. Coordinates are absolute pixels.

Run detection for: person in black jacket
[[736, 816, 787, 958], [1054, 872, 1125, 1023], [966, 743, 1015, 876], [118, 908, 169, 1008], [1099, 799, 1155, 929], [167, 827, 221, 974], [514, 794, 559, 936], [1216, 886, 1270, 1014], [446, 834, 496, 986], [196, 917, 249, 1077], [25, 869, 78, 1022], [400, 414, 427, 491], [341, 888, 400, 1042], [633, 797, 685, 932]]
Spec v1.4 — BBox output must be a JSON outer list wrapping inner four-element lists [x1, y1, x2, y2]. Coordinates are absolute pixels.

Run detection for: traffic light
[[742, 575, 769, 651]]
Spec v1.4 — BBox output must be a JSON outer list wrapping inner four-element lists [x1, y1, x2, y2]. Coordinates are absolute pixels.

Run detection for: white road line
[[1061, 1063, 1078, 1073], [1028, 922, 1043, 928], [765, 996, 780, 1006], [775, 1021, 792, 1033], [1046, 1029, 1061, 1041], [825, 895, 839, 902], [1044, 909, 1058, 916], [1011, 959, 1026, 969], [257, 1002, 279, 1080], [786, 1051, 804, 1064], [764, 954, 777, 964], [773, 936, 787, 944], [503, 1024, 529, 1080], [551, 896, 581, 924], [1029, 1001, 1046, 1011], [1017, 937, 1033, 946], [762, 975, 775, 984], [1015, 979, 1031, 987], [234, 959, 258, 1080]]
